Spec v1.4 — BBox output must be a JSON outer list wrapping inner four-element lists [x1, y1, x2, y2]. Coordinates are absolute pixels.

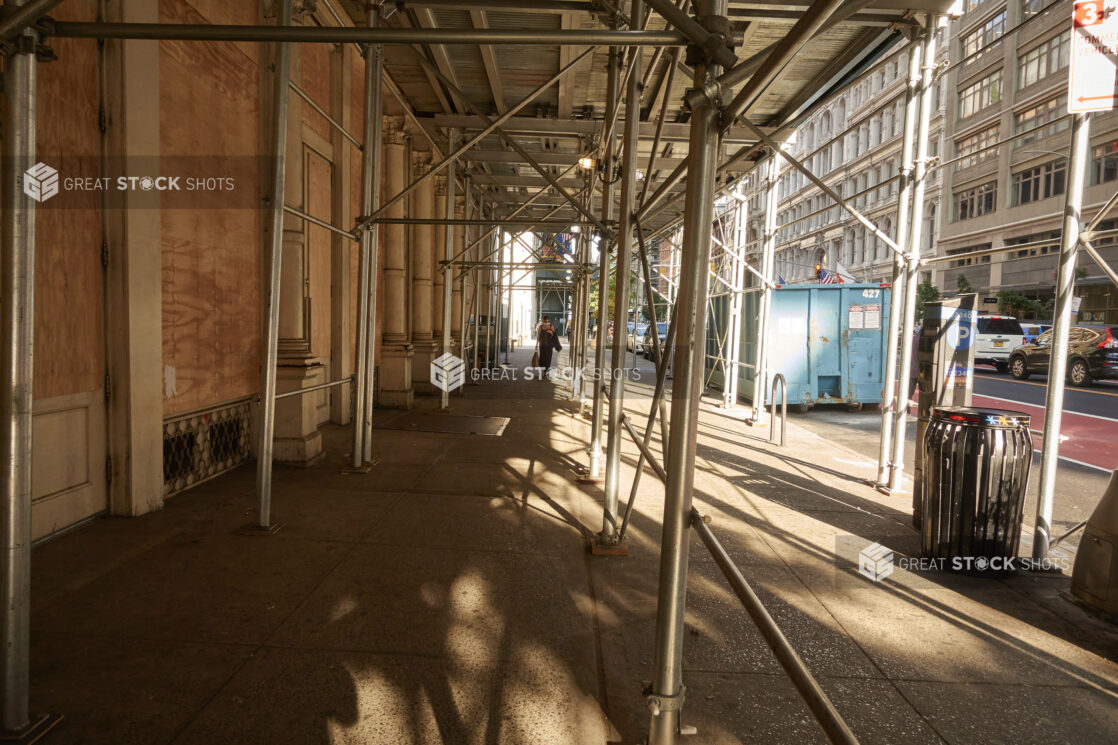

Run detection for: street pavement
[[613, 344, 1117, 558]]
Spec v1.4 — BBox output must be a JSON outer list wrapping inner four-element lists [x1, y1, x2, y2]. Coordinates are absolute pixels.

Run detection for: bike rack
[[770, 373, 787, 447]]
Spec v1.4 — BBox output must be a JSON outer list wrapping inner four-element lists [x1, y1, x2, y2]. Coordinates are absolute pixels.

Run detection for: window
[[961, 11, 1007, 58], [1013, 97, 1069, 148], [1007, 230, 1060, 257], [947, 244, 992, 267], [1022, 0, 1057, 17], [1093, 140, 1118, 184], [1011, 159, 1066, 205], [955, 124, 999, 170], [959, 70, 1002, 118], [1017, 34, 1069, 89], [954, 181, 997, 220]]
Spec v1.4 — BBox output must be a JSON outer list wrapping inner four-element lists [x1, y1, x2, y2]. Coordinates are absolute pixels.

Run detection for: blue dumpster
[[733, 283, 893, 410]]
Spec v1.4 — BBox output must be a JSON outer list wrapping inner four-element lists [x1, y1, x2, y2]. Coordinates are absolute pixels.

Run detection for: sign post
[[1069, 0, 1118, 113]]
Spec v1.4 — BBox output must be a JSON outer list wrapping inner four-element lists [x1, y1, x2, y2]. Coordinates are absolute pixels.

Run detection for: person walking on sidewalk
[[535, 316, 560, 379]]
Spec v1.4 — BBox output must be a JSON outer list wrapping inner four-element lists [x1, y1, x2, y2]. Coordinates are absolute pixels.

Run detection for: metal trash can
[[921, 406, 1033, 570]]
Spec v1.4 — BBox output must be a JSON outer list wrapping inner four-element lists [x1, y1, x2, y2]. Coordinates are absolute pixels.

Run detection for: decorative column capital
[[434, 174, 448, 197], [412, 151, 433, 177], [383, 116, 408, 145], [454, 195, 466, 217]]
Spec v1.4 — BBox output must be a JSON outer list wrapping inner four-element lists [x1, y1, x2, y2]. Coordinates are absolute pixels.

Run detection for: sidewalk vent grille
[[163, 398, 253, 497]]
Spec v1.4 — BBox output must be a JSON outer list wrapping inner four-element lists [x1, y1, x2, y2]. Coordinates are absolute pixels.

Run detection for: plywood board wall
[[160, 0, 261, 416], [34, 0, 104, 401]]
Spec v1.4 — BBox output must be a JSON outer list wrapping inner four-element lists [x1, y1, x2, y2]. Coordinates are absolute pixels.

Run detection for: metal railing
[[691, 510, 860, 745], [770, 373, 787, 447]]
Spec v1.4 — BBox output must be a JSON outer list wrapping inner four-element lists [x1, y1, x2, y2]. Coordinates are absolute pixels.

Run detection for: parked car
[[1008, 325, 1118, 386], [629, 322, 649, 352], [975, 315, 1027, 373], [641, 322, 669, 359], [1021, 322, 1052, 344]]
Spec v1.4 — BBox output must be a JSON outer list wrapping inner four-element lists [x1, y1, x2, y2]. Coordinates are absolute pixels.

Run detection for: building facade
[[767, 28, 948, 286], [938, 0, 1118, 322]]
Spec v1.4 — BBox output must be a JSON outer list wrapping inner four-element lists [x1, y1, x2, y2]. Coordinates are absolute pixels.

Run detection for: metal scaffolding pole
[[749, 155, 779, 424], [648, 2, 726, 741], [600, 0, 644, 547], [440, 131, 458, 410], [723, 197, 745, 408], [252, 0, 292, 531], [1033, 112, 1092, 561], [458, 178, 471, 371], [875, 29, 923, 488], [52, 22, 700, 46], [355, 48, 595, 234], [1, 2, 46, 735], [351, 7, 382, 470], [585, 43, 621, 483], [890, 15, 937, 495]]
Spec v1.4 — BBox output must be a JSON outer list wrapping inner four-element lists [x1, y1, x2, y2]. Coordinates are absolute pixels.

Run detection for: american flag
[[819, 268, 843, 284]]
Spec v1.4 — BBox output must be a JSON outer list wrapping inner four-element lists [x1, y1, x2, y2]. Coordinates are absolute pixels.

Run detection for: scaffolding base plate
[[0, 714, 63, 744], [340, 464, 372, 474], [236, 522, 285, 536], [589, 538, 629, 556]]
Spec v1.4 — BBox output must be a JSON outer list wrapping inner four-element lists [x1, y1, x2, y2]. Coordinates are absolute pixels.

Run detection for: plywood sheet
[[301, 41, 333, 144], [160, 0, 262, 416], [34, 0, 104, 400]]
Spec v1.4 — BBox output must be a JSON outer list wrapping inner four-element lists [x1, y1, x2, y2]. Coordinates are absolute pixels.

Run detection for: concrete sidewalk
[[27, 344, 1118, 744]]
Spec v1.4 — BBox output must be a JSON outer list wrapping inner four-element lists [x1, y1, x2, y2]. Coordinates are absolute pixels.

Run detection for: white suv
[[975, 315, 1026, 373]]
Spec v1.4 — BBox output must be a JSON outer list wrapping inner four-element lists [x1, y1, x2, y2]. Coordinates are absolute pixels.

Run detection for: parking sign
[[1068, 0, 1118, 113]]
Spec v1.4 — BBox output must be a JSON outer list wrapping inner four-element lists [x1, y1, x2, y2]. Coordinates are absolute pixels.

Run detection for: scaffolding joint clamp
[[644, 684, 686, 716]]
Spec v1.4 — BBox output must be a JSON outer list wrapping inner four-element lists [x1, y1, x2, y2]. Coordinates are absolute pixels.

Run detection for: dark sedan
[[1008, 325, 1118, 386]]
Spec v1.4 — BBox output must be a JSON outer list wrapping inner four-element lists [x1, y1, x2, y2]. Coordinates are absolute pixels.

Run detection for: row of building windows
[[1017, 33, 1069, 89], [1011, 158, 1065, 205], [946, 243, 993, 267], [952, 140, 1118, 220], [957, 32, 1070, 121], [960, 10, 1005, 58], [954, 97, 1072, 171], [959, 69, 1002, 118]]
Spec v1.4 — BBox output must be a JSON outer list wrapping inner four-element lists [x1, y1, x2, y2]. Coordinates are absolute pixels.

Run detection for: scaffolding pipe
[[439, 132, 458, 410], [1, 1, 38, 732], [587, 44, 621, 482], [648, 3, 725, 741], [283, 204, 359, 241], [274, 376, 355, 400], [253, 0, 292, 530], [289, 81, 362, 149], [718, 0, 848, 128], [458, 178, 472, 372], [354, 47, 594, 234], [890, 15, 936, 494], [601, 0, 644, 545], [636, 223, 672, 451], [51, 22, 700, 45], [691, 512, 860, 745], [750, 155, 779, 424], [0, 0, 61, 39], [723, 197, 745, 408], [1034, 112, 1092, 561], [358, 10, 384, 466], [875, 30, 922, 487], [1081, 240, 1118, 287], [643, 0, 735, 68]]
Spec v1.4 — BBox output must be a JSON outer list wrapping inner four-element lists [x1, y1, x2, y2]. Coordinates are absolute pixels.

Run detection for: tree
[[997, 289, 1047, 319], [915, 278, 940, 322], [955, 274, 976, 295]]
